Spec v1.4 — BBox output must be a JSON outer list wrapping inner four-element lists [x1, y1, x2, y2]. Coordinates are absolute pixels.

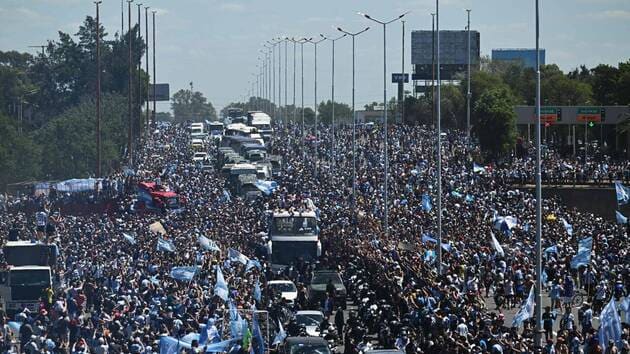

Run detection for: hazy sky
[[1, 0, 629, 113]]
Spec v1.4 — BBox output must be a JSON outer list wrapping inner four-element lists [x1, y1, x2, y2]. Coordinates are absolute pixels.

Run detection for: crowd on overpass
[[0, 122, 628, 354]]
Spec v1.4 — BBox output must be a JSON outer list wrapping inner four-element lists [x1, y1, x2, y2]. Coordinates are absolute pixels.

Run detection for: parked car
[[294, 310, 324, 337], [280, 336, 331, 354], [267, 280, 298, 303]]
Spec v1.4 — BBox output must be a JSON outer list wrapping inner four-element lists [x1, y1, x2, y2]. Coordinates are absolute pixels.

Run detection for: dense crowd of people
[[0, 121, 628, 354]]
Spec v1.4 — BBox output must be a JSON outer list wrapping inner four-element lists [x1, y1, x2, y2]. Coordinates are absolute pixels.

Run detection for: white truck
[[0, 242, 57, 314]]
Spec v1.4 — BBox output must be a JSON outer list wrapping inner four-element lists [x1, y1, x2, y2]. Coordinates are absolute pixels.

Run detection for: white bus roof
[[9, 265, 51, 271], [272, 210, 317, 218], [231, 163, 256, 169]]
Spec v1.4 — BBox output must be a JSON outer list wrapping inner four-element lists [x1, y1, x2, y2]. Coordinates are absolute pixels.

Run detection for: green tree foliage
[[317, 100, 352, 124], [0, 113, 41, 187], [171, 89, 217, 122], [36, 93, 128, 179], [474, 87, 517, 157]]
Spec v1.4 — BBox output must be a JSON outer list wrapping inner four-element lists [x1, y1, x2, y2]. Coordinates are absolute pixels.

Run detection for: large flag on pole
[[490, 232, 505, 257], [421, 193, 432, 212], [560, 218, 573, 236], [570, 236, 593, 269], [170, 266, 199, 282], [228, 248, 250, 265], [214, 266, 229, 301], [512, 286, 535, 327], [615, 181, 630, 205], [198, 235, 221, 252], [157, 238, 176, 253], [598, 297, 622, 351]]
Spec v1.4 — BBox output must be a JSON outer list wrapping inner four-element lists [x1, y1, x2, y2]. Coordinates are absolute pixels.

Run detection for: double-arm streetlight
[[305, 36, 326, 177], [321, 32, 347, 175], [337, 25, 369, 219], [358, 10, 410, 236]]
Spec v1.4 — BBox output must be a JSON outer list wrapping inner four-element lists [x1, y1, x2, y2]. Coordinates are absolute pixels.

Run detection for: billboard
[[411, 30, 480, 80], [149, 83, 170, 101], [391, 73, 409, 83]]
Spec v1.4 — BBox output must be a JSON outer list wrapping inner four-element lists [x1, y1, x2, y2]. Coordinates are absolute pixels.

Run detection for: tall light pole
[[305, 37, 326, 178], [431, 13, 436, 128], [287, 38, 299, 124], [152, 10, 156, 126], [359, 10, 410, 236], [267, 40, 280, 122], [466, 9, 472, 138], [136, 3, 143, 137], [337, 26, 370, 217], [534, 0, 544, 348], [144, 6, 150, 134], [300, 38, 310, 163], [284, 38, 288, 126], [401, 20, 406, 125], [95, 0, 102, 177], [127, 0, 134, 166], [321, 33, 346, 173], [435, 0, 443, 275]]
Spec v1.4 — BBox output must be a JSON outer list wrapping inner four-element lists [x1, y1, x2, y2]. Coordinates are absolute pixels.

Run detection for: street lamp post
[[321, 33, 347, 175], [136, 3, 143, 138], [435, 0, 443, 275], [358, 10, 410, 236], [152, 10, 156, 126], [466, 9, 472, 139], [127, 0, 134, 166], [144, 6, 150, 135], [287, 38, 299, 125], [95, 0, 102, 177], [300, 38, 309, 163], [305, 37, 326, 178], [534, 0, 544, 348], [337, 26, 369, 218]]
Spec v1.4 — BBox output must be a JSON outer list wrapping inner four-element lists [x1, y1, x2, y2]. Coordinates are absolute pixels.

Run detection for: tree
[[0, 113, 41, 188], [36, 93, 128, 179], [171, 89, 217, 122], [317, 100, 352, 124], [473, 87, 517, 157]]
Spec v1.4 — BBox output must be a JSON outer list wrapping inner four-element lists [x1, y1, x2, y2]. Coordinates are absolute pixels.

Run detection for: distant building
[[411, 30, 480, 81], [491, 48, 545, 69]]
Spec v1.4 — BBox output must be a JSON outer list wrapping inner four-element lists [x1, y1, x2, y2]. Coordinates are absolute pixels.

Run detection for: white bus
[[268, 210, 320, 266]]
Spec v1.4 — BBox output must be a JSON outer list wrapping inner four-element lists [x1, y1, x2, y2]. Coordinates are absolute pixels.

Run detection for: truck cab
[[137, 182, 184, 212], [0, 265, 52, 314]]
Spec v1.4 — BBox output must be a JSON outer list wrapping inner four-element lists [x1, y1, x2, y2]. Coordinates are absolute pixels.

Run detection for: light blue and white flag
[[451, 191, 463, 198], [541, 270, 548, 284], [616, 210, 628, 225], [421, 193, 432, 212], [465, 194, 475, 203], [544, 245, 558, 255], [199, 318, 220, 345], [214, 266, 229, 301], [441, 243, 452, 253], [615, 181, 630, 206], [251, 305, 265, 354], [561, 218, 573, 236], [253, 278, 262, 302], [512, 286, 535, 327], [272, 322, 287, 346], [123, 233, 136, 245], [228, 248, 250, 265], [490, 232, 505, 257], [570, 236, 593, 269], [473, 163, 486, 173], [598, 297, 622, 351], [254, 180, 279, 195], [205, 338, 241, 352], [421, 234, 437, 244], [198, 235, 221, 252], [157, 238, 176, 253], [160, 336, 191, 354], [170, 266, 199, 282], [423, 249, 436, 263], [523, 223, 530, 233], [246, 259, 262, 272]]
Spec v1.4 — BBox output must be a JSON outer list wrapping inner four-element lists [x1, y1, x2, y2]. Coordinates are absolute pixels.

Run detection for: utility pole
[[127, 0, 134, 166], [121, 0, 124, 37], [95, 0, 102, 177], [145, 6, 150, 135]]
